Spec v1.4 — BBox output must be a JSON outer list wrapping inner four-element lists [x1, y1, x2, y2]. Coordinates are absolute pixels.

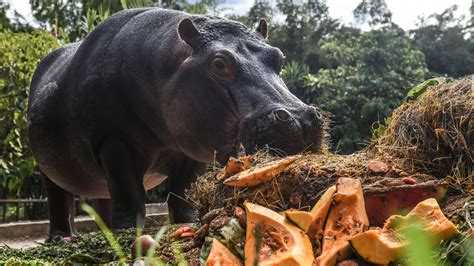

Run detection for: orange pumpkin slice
[[244, 202, 314, 266], [224, 155, 300, 187], [350, 229, 403, 265], [284, 185, 336, 234], [314, 178, 369, 266], [224, 157, 247, 177], [384, 198, 459, 241], [350, 198, 459, 265], [205, 238, 242, 266]]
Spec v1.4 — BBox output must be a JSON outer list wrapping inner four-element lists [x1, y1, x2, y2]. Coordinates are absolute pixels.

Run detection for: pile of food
[[181, 156, 467, 265], [371, 76, 472, 192], [0, 78, 472, 265]]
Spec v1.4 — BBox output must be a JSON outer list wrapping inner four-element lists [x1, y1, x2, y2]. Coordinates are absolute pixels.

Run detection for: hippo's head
[[163, 16, 327, 164]]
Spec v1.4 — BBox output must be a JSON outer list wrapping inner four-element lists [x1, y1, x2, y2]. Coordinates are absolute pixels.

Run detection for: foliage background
[[0, 0, 472, 201]]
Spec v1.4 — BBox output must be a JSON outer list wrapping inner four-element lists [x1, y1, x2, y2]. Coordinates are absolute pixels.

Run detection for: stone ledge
[[0, 203, 169, 239]]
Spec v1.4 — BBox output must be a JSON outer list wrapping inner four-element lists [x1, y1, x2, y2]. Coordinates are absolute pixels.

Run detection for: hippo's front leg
[[99, 136, 146, 228], [167, 156, 206, 223]]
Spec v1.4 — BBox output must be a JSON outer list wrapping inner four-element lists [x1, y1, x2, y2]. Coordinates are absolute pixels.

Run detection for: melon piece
[[205, 238, 242, 266], [284, 186, 336, 235], [244, 202, 314, 266], [350, 198, 459, 265], [384, 198, 459, 242], [307, 186, 337, 241], [314, 178, 369, 266], [350, 229, 403, 265], [224, 155, 299, 187], [364, 179, 448, 226], [284, 210, 314, 233]]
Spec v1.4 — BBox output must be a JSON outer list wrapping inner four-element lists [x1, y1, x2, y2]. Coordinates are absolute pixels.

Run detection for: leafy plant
[[281, 61, 318, 103], [401, 220, 439, 266], [0, 29, 61, 198]]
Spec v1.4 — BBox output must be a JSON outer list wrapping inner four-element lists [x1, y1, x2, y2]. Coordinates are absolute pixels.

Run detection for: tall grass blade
[[81, 203, 126, 262]]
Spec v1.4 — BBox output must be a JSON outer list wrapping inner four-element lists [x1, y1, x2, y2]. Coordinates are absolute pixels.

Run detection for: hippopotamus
[[27, 8, 325, 239]]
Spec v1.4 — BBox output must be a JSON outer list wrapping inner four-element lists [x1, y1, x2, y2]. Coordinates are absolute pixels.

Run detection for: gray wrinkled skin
[[27, 8, 324, 235]]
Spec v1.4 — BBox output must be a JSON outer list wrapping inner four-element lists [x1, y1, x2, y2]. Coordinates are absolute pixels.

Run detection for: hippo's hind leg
[[92, 199, 112, 228], [44, 176, 77, 242], [99, 136, 146, 229], [167, 156, 206, 223]]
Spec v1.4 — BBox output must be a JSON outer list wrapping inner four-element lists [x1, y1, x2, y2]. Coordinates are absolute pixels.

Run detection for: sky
[[7, 0, 473, 30]]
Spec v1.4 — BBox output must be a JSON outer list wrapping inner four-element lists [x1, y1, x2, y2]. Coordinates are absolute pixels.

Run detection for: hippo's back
[[28, 8, 184, 197]]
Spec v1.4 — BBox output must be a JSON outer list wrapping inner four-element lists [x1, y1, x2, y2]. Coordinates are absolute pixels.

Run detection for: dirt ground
[[0, 236, 45, 249]]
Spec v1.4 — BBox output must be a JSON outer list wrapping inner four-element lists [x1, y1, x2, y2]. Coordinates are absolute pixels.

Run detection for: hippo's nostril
[[273, 108, 291, 122], [315, 110, 323, 120], [310, 106, 323, 120]]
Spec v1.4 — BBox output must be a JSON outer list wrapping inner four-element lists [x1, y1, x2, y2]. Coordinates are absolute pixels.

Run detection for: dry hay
[[370, 76, 473, 193], [187, 152, 400, 216], [187, 77, 473, 216]]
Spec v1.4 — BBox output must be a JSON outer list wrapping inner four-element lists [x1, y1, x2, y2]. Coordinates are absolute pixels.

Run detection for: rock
[[367, 161, 389, 174]]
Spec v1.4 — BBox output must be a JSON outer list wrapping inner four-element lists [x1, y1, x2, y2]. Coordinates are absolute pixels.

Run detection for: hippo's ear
[[178, 18, 200, 49], [255, 18, 268, 39]]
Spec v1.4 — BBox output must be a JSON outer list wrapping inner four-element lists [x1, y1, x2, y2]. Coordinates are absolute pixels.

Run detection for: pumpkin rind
[[315, 178, 369, 266], [385, 198, 459, 242], [284, 210, 314, 232], [350, 198, 459, 265], [206, 238, 242, 266], [224, 156, 299, 187], [284, 186, 336, 234], [350, 229, 403, 265], [308, 186, 336, 241], [244, 202, 314, 266]]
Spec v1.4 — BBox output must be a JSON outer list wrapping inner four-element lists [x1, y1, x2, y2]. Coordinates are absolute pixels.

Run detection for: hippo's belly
[[32, 134, 168, 199], [143, 173, 168, 191], [28, 81, 168, 198]]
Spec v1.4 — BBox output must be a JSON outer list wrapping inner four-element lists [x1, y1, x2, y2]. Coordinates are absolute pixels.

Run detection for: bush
[[0, 29, 61, 198]]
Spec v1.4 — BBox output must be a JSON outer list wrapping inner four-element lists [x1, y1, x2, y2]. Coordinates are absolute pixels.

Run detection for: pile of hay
[[188, 77, 473, 215], [371, 77, 473, 193]]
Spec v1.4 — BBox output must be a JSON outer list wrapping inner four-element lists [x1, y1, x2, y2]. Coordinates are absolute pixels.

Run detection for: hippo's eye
[[209, 53, 236, 83], [212, 58, 226, 71]]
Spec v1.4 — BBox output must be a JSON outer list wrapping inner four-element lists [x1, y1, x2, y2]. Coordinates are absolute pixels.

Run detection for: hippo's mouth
[[236, 106, 326, 159]]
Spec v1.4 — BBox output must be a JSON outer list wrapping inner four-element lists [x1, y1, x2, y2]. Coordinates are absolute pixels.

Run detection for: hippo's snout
[[240, 105, 326, 156]]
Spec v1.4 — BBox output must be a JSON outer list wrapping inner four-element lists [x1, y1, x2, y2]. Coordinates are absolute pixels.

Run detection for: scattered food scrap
[[350, 198, 459, 265], [223, 155, 300, 187]]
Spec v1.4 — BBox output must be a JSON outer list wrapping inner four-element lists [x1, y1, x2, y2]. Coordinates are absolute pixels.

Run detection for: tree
[[353, 0, 392, 27], [471, 0, 474, 40], [309, 25, 428, 153], [270, 0, 339, 72], [248, 0, 273, 25], [0, 2, 11, 31], [228, 0, 274, 28], [411, 5, 474, 77], [30, 0, 156, 41]]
